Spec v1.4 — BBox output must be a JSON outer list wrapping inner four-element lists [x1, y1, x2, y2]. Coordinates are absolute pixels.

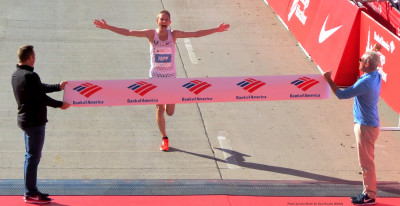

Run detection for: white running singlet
[[149, 29, 176, 78]]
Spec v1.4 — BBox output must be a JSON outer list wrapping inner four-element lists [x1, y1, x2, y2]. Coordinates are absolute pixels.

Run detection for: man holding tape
[[94, 10, 229, 151], [324, 50, 381, 205], [11, 45, 70, 204]]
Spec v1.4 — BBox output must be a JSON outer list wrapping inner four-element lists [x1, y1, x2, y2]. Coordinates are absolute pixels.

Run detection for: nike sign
[[319, 15, 342, 43]]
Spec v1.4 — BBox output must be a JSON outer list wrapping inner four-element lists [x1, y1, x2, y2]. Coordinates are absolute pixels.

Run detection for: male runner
[[94, 10, 229, 151]]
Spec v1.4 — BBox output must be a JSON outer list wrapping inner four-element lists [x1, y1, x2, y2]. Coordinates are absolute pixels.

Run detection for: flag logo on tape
[[73, 83, 103, 98], [237, 78, 266, 93], [291, 77, 319, 91], [182, 80, 212, 95], [127, 81, 157, 96]]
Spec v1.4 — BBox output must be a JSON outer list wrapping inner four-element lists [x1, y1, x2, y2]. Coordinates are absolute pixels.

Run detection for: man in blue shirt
[[324, 50, 381, 205]]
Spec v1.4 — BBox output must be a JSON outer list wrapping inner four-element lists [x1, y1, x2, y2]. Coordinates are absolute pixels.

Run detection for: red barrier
[[360, 12, 400, 113], [265, 0, 361, 86], [265, 0, 400, 113]]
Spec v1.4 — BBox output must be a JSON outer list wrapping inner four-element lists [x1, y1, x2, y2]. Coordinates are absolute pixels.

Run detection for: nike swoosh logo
[[319, 15, 343, 43], [30, 196, 40, 201]]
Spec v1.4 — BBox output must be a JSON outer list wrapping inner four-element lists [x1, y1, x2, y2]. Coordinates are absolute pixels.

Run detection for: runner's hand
[[217, 23, 230, 32], [94, 19, 109, 29]]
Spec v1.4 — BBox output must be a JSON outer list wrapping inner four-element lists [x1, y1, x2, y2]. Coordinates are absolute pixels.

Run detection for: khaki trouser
[[354, 123, 380, 199]]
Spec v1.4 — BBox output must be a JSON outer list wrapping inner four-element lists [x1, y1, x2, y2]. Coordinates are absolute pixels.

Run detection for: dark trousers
[[22, 125, 46, 196]]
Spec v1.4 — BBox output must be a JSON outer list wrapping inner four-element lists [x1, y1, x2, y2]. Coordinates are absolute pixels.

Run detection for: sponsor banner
[[63, 75, 330, 107], [285, 0, 319, 45], [360, 12, 400, 113]]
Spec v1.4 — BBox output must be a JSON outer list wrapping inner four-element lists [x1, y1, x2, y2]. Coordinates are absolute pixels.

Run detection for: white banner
[[63, 74, 330, 107]]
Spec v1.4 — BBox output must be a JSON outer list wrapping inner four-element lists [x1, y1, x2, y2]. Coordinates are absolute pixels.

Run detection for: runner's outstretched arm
[[174, 23, 230, 39], [94, 19, 152, 38]]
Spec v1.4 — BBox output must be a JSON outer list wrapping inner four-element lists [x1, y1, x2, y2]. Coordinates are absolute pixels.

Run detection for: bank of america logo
[[237, 78, 266, 93], [291, 77, 319, 91], [127, 81, 157, 96], [73, 83, 103, 98], [182, 80, 212, 95]]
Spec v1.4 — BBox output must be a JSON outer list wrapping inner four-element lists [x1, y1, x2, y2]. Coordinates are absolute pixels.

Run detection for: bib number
[[155, 48, 172, 67]]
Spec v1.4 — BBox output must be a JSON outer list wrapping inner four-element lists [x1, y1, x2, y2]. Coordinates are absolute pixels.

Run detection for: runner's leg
[[166, 104, 175, 116], [156, 104, 167, 137]]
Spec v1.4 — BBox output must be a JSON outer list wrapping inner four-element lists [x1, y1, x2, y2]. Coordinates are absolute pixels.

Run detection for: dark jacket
[[11, 65, 63, 128]]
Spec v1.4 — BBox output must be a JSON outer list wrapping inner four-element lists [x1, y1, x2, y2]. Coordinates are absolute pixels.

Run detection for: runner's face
[[157, 13, 171, 30]]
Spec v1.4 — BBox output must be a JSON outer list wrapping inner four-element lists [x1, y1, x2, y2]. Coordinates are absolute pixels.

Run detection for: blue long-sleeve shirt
[[335, 70, 381, 127]]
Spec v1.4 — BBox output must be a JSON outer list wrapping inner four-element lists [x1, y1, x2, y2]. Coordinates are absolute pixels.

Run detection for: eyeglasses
[[359, 58, 366, 63]]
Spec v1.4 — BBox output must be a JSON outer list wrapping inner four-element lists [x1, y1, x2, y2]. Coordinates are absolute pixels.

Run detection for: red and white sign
[[266, 0, 399, 113], [265, 0, 361, 86], [63, 75, 330, 107], [360, 12, 400, 113]]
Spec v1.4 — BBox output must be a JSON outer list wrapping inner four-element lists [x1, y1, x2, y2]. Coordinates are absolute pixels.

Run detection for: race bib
[[154, 48, 172, 67]]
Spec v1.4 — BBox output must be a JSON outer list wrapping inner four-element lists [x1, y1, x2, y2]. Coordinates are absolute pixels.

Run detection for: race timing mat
[[63, 74, 330, 107]]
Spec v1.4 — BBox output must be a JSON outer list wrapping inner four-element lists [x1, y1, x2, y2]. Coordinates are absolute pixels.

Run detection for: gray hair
[[364, 51, 380, 69]]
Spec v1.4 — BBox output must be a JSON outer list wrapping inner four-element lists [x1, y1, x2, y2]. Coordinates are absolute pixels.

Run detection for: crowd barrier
[[264, 0, 360, 87], [63, 75, 329, 107], [265, 0, 400, 115]]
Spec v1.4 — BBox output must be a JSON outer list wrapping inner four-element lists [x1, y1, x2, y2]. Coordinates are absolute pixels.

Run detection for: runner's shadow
[[214, 147, 354, 183], [172, 147, 355, 183], [170, 147, 400, 196]]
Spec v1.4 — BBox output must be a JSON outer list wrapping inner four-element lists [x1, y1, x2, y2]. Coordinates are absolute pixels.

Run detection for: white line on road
[[217, 131, 240, 169], [184, 38, 199, 64]]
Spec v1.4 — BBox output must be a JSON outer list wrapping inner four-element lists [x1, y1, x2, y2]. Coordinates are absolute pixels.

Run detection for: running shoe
[[24, 194, 51, 204], [37, 191, 50, 198], [351, 193, 365, 200], [351, 193, 375, 205], [160, 138, 169, 151]]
